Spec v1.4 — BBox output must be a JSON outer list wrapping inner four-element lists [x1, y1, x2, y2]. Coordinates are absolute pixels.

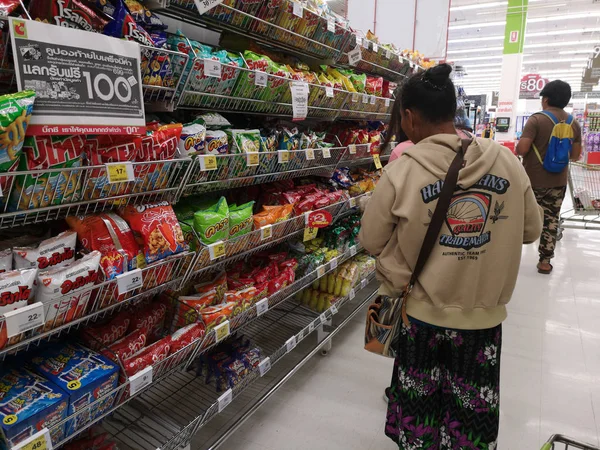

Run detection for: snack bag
[[118, 202, 186, 264], [177, 120, 206, 157], [366, 76, 384, 97], [170, 323, 205, 354], [194, 270, 228, 301], [199, 302, 235, 329], [227, 129, 262, 178], [0, 268, 37, 350], [9, 135, 83, 211], [82, 310, 131, 350], [66, 213, 144, 280], [0, 90, 35, 202], [193, 197, 229, 245], [229, 201, 254, 239], [29, 0, 110, 32], [103, 0, 155, 46], [35, 251, 101, 331], [135, 123, 182, 193], [13, 230, 77, 271], [103, 327, 148, 363], [205, 130, 229, 155], [122, 336, 172, 378]]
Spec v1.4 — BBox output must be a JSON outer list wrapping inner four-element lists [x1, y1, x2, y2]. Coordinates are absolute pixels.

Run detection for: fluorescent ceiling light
[[450, 1, 507, 11], [525, 40, 600, 49], [449, 28, 600, 44], [559, 49, 599, 55], [447, 47, 503, 55], [449, 12, 600, 31], [448, 35, 503, 44], [571, 63, 588, 68], [524, 57, 588, 64], [449, 21, 505, 31], [462, 63, 503, 68], [450, 55, 503, 62]]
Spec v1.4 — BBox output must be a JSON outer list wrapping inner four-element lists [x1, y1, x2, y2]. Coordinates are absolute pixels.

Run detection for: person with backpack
[[359, 64, 543, 449], [516, 80, 582, 274]]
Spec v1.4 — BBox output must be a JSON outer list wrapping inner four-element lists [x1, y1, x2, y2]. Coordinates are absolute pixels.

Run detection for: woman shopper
[[358, 64, 543, 449]]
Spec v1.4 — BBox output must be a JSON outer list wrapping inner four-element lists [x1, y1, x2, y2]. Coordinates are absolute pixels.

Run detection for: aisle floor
[[222, 227, 600, 450]]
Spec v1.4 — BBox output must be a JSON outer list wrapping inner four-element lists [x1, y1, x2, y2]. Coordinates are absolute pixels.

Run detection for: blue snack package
[[103, 0, 156, 47], [28, 343, 119, 436], [331, 167, 354, 188], [0, 367, 68, 450]]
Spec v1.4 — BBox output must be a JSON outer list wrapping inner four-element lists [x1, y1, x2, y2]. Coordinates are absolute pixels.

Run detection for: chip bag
[[229, 202, 254, 239], [0, 267, 37, 350], [193, 197, 229, 246], [13, 230, 77, 271]]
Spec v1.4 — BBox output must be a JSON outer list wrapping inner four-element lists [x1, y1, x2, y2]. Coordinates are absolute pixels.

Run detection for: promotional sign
[[306, 210, 333, 228], [519, 74, 548, 99], [10, 18, 145, 135]]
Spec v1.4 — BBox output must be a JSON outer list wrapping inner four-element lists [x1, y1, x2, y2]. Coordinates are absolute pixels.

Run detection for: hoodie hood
[[403, 134, 501, 189]]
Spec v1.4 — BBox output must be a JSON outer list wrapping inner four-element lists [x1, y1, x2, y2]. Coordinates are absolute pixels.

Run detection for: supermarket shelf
[[141, 45, 190, 107], [103, 273, 378, 450]]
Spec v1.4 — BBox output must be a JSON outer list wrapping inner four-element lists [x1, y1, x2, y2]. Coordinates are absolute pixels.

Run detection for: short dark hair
[[400, 63, 457, 123], [540, 80, 572, 108]]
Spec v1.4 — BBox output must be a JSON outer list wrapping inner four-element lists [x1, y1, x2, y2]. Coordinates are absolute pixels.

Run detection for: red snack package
[[281, 266, 296, 284], [170, 323, 205, 354], [194, 271, 228, 302], [103, 327, 147, 363], [129, 301, 167, 333], [313, 196, 330, 209], [0, 268, 36, 350], [294, 198, 315, 216], [369, 130, 382, 154], [123, 336, 172, 377], [119, 202, 186, 264], [267, 253, 288, 264], [268, 271, 291, 295], [254, 282, 269, 302], [279, 258, 298, 271], [83, 310, 131, 350], [228, 277, 254, 290], [199, 303, 235, 329], [281, 191, 302, 205], [29, 0, 110, 32], [135, 124, 182, 194], [13, 230, 77, 271], [66, 213, 144, 280], [366, 76, 384, 97]]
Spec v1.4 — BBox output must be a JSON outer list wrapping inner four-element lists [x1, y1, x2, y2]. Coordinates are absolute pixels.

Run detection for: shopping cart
[[541, 434, 600, 450], [559, 162, 600, 234]]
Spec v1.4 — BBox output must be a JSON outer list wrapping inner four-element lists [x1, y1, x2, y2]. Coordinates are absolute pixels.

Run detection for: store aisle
[[222, 228, 600, 450]]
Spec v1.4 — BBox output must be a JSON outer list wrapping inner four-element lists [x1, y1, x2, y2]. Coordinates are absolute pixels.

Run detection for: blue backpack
[[532, 111, 574, 173]]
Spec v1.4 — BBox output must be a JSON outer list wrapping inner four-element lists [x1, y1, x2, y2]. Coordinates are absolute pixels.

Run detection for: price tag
[[409, 61, 415, 69], [200, 155, 218, 171], [116, 268, 143, 295], [208, 241, 226, 260], [215, 320, 230, 343], [325, 86, 334, 98], [255, 70, 268, 87], [373, 43, 379, 53], [370, 95, 377, 105], [348, 46, 362, 66], [256, 298, 269, 316], [129, 366, 152, 396], [316, 265, 326, 278], [305, 148, 315, 160], [298, 329, 305, 340], [4, 303, 44, 338], [373, 154, 383, 169], [204, 59, 222, 78], [259, 357, 271, 377], [195, 0, 225, 15], [351, 93, 359, 103], [106, 162, 134, 184], [362, 94, 369, 104], [278, 150, 290, 164], [385, 98, 391, 107], [260, 225, 273, 241], [308, 321, 315, 333], [386, 49, 392, 59], [327, 16, 336, 33], [350, 245, 357, 256], [361, 279, 368, 289], [329, 257, 338, 270], [293, 1, 303, 17], [348, 144, 356, 154], [285, 336, 297, 353], [356, 36, 362, 47], [362, 38, 369, 49], [331, 304, 339, 315], [290, 81, 309, 120], [10, 428, 53, 450], [349, 197, 357, 208], [303, 227, 318, 242], [322, 148, 331, 158], [349, 288, 356, 300], [218, 388, 233, 412], [319, 313, 327, 324], [247, 152, 259, 166]]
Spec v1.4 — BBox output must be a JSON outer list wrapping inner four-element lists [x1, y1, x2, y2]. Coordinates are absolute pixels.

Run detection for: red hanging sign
[[519, 74, 549, 99], [306, 210, 333, 228]]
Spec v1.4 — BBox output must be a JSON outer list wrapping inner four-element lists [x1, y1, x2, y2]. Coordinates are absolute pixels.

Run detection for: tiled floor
[[222, 227, 600, 450]]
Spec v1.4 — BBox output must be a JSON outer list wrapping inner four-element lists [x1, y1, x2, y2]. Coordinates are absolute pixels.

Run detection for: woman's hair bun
[[423, 63, 452, 88]]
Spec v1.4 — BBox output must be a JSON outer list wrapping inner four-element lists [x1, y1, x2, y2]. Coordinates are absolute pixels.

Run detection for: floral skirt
[[385, 319, 502, 450]]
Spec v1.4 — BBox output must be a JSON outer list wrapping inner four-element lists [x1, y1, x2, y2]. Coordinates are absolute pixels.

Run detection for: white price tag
[[385, 98, 391, 107], [350, 245, 357, 256], [331, 304, 339, 315], [305, 148, 315, 160], [362, 94, 369, 104], [256, 298, 269, 316], [286, 336, 297, 353], [330, 257, 338, 270], [129, 366, 152, 396], [214, 320, 230, 343], [116, 268, 143, 295], [260, 224, 273, 241], [348, 46, 362, 66], [386, 49, 391, 59], [290, 81, 309, 120], [316, 265, 326, 278], [293, 1, 303, 17], [106, 162, 134, 184], [348, 144, 356, 154], [255, 70, 268, 87], [204, 59, 222, 78], [200, 155, 218, 171], [259, 357, 271, 377], [351, 93, 359, 103], [308, 321, 315, 333], [370, 95, 376, 105], [362, 38, 369, 49], [325, 86, 334, 98], [409, 61, 415, 69], [218, 388, 233, 412], [327, 17, 336, 33], [4, 303, 45, 338], [361, 279, 368, 289], [208, 241, 226, 260], [195, 0, 225, 15], [349, 288, 356, 300], [297, 329, 305, 340], [322, 148, 331, 158], [373, 43, 379, 53], [10, 427, 53, 450], [319, 313, 327, 324], [356, 36, 362, 47], [278, 150, 290, 164], [349, 197, 357, 208]]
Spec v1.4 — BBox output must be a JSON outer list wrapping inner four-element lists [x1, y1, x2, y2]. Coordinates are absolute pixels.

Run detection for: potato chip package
[[229, 202, 254, 239], [13, 231, 77, 271], [178, 120, 206, 157], [0, 267, 37, 349], [193, 197, 229, 245]]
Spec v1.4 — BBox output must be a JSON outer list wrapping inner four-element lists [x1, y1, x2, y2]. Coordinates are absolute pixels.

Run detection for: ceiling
[[448, 0, 600, 95]]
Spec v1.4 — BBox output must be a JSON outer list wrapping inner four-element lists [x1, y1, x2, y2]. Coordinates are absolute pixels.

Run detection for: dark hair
[[382, 97, 409, 149], [400, 63, 456, 123], [540, 80, 572, 109]]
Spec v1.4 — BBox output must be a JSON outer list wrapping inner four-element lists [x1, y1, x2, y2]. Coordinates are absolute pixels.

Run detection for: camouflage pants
[[533, 186, 567, 264]]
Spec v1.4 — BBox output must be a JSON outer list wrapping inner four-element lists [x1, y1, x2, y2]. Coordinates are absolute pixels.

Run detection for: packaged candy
[[193, 197, 229, 245], [66, 213, 144, 280], [82, 310, 131, 350], [123, 336, 172, 378], [205, 130, 229, 155], [0, 268, 37, 350], [103, 327, 147, 363], [170, 323, 205, 354], [29, 0, 110, 32], [0, 367, 69, 449], [36, 251, 101, 332], [229, 202, 254, 239], [118, 202, 186, 264], [13, 230, 77, 271], [29, 343, 119, 435], [178, 120, 206, 157]]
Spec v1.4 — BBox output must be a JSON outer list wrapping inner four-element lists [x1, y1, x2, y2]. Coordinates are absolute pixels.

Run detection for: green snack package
[[229, 201, 255, 239], [349, 73, 367, 93], [193, 196, 230, 245], [227, 129, 262, 178]]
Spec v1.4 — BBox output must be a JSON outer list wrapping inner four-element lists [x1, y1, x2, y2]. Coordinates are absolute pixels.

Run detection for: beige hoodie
[[358, 134, 543, 330]]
